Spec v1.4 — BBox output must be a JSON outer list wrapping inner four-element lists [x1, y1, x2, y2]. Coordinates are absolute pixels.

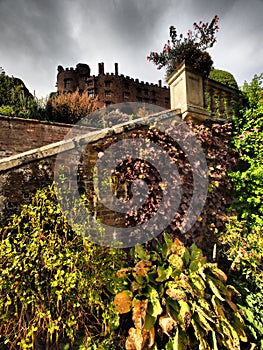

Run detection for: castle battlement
[[56, 62, 170, 109]]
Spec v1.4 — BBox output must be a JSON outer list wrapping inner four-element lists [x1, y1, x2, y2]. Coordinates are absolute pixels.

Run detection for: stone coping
[[0, 109, 179, 172], [0, 115, 97, 130]]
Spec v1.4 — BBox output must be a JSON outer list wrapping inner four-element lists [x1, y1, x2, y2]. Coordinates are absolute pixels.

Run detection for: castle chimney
[[98, 62, 104, 75], [158, 80, 162, 87], [114, 62, 119, 75]]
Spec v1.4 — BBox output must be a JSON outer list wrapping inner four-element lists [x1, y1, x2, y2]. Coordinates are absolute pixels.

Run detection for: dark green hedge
[[209, 69, 238, 89]]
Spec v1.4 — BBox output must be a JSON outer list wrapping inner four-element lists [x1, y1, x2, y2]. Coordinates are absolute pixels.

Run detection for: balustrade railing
[[204, 78, 240, 120], [167, 63, 241, 122]]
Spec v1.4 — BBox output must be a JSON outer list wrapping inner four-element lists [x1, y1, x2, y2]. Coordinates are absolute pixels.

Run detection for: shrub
[[209, 69, 238, 89], [219, 218, 263, 348], [0, 105, 16, 116], [229, 73, 263, 230], [218, 73, 263, 348], [147, 15, 219, 78], [0, 185, 124, 349], [114, 234, 247, 349], [242, 73, 263, 110], [47, 89, 97, 124]]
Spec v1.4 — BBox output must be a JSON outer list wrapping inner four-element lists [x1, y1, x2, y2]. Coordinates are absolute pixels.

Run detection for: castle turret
[[76, 63, 90, 77]]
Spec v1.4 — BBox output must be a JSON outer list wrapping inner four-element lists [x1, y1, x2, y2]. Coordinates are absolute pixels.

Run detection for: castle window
[[124, 82, 129, 90], [105, 90, 111, 98], [124, 92, 130, 99], [87, 79, 93, 86], [152, 90, 156, 97], [136, 87, 142, 94], [64, 78, 72, 89], [144, 89, 149, 95], [165, 97, 169, 106], [88, 89, 95, 97], [105, 81, 111, 87]]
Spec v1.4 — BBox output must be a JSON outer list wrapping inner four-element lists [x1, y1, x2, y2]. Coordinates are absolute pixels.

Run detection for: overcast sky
[[0, 0, 262, 98]]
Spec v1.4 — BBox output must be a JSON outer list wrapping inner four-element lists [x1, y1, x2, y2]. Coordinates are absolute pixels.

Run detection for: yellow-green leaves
[[210, 267, 227, 283], [156, 265, 173, 282], [168, 254, 184, 270], [114, 234, 247, 350], [207, 277, 225, 301], [166, 281, 187, 301], [113, 290, 133, 314], [132, 260, 152, 285], [0, 185, 125, 348], [147, 286, 162, 318], [177, 300, 192, 330], [133, 244, 150, 261]]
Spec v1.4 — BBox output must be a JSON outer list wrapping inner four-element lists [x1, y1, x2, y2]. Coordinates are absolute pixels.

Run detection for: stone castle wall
[[56, 62, 170, 109]]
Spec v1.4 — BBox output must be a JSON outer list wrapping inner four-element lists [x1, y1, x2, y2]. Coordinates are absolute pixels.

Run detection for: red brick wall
[[0, 115, 96, 158], [92, 73, 170, 109], [57, 63, 170, 109], [0, 113, 235, 256]]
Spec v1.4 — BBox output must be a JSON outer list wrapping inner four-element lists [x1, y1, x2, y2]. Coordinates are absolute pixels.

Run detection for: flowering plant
[[147, 15, 219, 78]]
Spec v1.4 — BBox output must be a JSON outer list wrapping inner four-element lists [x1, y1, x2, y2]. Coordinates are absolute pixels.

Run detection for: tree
[[0, 73, 45, 119]]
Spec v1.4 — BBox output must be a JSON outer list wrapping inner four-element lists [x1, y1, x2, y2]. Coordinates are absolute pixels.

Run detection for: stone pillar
[[219, 92, 226, 118], [209, 88, 216, 115], [167, 61, 210, 122], [225, 95, 232, 119]]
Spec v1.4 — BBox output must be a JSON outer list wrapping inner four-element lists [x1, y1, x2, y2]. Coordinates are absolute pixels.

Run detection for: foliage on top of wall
[[209, 69, 239, 89]]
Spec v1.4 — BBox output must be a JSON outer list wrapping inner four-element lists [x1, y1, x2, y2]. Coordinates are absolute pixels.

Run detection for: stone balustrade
[[204, 78, 239, 120], [167, 62, 240, 122]]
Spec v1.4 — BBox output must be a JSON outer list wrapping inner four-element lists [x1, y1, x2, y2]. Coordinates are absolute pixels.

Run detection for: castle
[[56, 62, 170, 109]]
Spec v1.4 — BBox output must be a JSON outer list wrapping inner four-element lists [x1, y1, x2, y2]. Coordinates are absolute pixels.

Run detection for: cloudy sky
[[0, 0, 262, 98]]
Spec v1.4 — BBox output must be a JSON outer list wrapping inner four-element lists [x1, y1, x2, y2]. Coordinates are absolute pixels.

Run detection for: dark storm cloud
[[0, 0, 262, 96], [0, 0, 74, 57], [106, 0, 171, 44], [69, 0, 175, 66], [74, 0, 172, 44], [189, 0, 237, 13], [0, 0, 81, 95]]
